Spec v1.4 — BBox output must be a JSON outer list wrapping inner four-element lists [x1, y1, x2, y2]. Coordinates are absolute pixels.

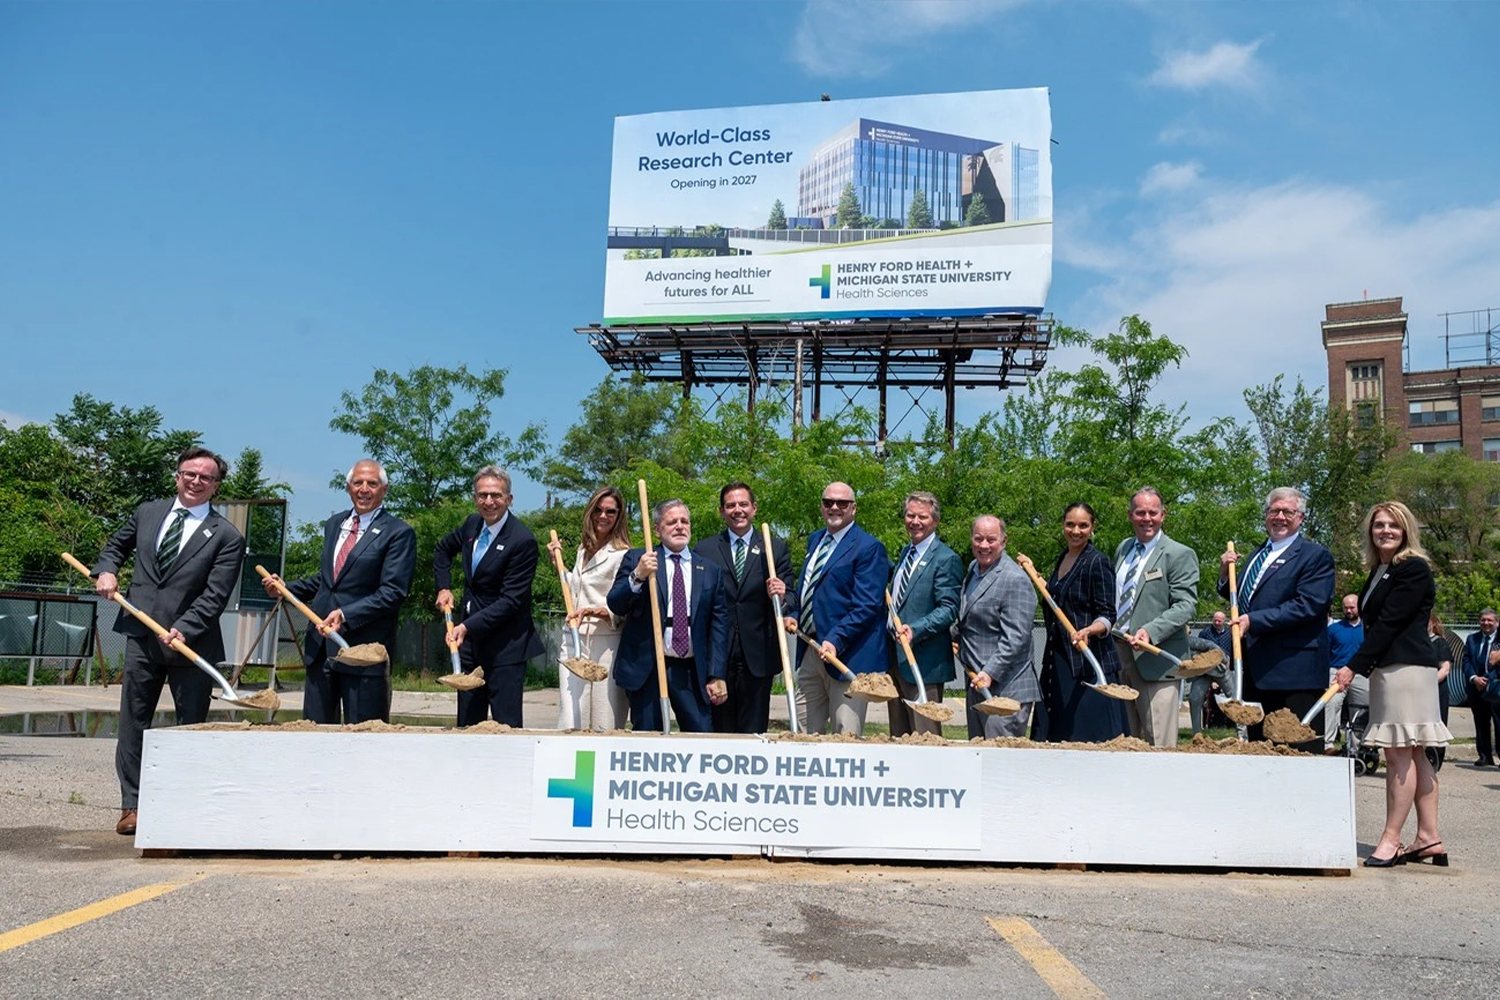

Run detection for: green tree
[[51, 393, 198, 530], [1384, 449, 1500, 572], [963, 192, 991, 227], [835, 183, 863, 229], [767, 199, 787, 230], [218, 447, 290, 500], [906, 189, 933, 229], [329, 364, 546, 516], [539, 373, 692, 499]]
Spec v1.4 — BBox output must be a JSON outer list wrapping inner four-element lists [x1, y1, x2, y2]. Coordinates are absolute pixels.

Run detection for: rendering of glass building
[[796, 118, 1039, 229]]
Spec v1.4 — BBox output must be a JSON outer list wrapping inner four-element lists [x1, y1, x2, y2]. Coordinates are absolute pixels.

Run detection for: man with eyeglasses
[[773, 482, 888, 735], [93, 447, 245, 836], [434, 466, 544, 728], [1218, 486, 1335, 751], [262, 459, 415, 725]]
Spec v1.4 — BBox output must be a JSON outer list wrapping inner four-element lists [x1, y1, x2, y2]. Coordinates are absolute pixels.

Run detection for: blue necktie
[[473, 524, 493, 566], [1239, 545, 1271, 602], [799, 535, 835, 637]]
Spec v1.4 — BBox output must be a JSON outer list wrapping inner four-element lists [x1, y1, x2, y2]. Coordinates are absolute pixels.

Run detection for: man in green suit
[[887, 491, 963, 736], [1114, 487, 1199, 747]]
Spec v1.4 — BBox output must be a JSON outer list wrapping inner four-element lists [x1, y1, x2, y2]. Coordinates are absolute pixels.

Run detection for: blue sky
[[3, 2, 1497, 524]]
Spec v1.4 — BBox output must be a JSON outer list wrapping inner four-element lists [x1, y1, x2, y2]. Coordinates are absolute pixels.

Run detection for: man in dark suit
[[1460, 608, 1500, 766], [697, 482, 792, 734], [1219, 486, 1335, 752], [887, 491, 962, 736], [772, 481, 889, 736], [94, 447, 246, 835], [262, 459, 415, 725], [607, 499, 731, 732], [434, 466, 544, 728]]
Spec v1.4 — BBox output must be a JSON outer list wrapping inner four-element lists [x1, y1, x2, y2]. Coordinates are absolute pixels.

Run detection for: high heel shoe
[[1363, 849, 1406, 868], [1399, 841, 1449, 866]]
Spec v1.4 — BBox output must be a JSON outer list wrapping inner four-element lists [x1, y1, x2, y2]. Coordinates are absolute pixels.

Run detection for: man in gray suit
[[1114, 487, 1199, 747], [955, 515, 1039, 738], [887, 491, 963, 736], [94, 447, 246, 835]]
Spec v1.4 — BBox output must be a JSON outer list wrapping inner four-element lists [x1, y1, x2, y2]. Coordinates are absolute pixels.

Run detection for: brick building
[[1322, 296, 1500, 460]]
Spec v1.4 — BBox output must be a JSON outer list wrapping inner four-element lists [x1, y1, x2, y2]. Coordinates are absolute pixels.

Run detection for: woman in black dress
[[1031, 502, 1130, 743], [1335, 501, 1451, 867]]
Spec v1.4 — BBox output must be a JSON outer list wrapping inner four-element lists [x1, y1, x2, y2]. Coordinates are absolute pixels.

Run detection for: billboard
[[604, 88, 1052, 325]]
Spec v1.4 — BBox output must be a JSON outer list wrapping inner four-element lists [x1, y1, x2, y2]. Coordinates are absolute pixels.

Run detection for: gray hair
[[347, 460, 389, 486], [1265, 486, 1307, 515], [1482, 608, 1498, 619], [473, 466, 511, 493], [1129, 486, 1164, 511], [652, 498, 689, 527], [972, 514, 1006, 535], [904, 491, 941, 522]]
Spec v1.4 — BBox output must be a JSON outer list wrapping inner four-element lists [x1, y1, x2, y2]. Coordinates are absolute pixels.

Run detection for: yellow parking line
[[988, 915, 1106, 1000], [0, 878, 202, 954]]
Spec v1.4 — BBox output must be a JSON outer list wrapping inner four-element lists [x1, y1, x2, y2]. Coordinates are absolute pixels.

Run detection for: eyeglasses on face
[[821, 498, 853, 509], [1265, 508, 1302, 519], [474, 491, 509, 501], [176, 471, 220, 484]]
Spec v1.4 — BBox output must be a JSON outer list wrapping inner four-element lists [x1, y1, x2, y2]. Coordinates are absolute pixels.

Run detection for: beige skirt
[[1365, 663, 1453, 748]]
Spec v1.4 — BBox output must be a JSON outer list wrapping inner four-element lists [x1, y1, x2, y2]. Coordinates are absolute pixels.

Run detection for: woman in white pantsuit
[[550, 486, 631, 730]]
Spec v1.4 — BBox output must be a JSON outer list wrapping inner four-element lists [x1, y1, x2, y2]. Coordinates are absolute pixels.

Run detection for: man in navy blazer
[[771, 481, 889, 736], [1459, 609, 1500, 766], [1218, 486, 1335, 750], [94, 447, 245, 835], [607, 498, 730, 732], [263, 459, 416, 725], [434, 466, 545, 728]]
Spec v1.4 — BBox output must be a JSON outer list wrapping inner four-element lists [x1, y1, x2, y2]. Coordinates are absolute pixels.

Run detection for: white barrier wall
[[137, 730, 1355, 870]]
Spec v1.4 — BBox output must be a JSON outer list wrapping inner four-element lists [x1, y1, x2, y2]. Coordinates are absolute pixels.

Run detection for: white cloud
[[1063, 180, 1500, 432], [1139, 160, 1203, 197], [792, 0, 1019, 78], [1149, 39, 1266, 92]]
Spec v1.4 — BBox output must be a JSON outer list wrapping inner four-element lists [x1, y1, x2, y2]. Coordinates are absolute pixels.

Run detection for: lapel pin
[[202, 529, 213, 539], [371, 527, 381, 535]]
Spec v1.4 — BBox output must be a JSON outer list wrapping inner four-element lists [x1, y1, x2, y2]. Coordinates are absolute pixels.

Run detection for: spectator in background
[[1325, 594, 1365, 754], [1189, 612, 1233, 734], [1459, 608, 1500, 766], [1429, 612, 1454, 768]]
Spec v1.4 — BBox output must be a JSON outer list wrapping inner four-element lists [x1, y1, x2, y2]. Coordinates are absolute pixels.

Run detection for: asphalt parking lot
[[2, 690, 1497, 999]]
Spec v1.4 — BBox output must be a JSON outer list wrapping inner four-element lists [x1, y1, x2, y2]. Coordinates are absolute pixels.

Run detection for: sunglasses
[[821, 498, 853, 510]]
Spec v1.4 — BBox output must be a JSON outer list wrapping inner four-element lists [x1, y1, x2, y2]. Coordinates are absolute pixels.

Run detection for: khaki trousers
[[796, 646, 868, 735], [1116, 639, 1181, 747]]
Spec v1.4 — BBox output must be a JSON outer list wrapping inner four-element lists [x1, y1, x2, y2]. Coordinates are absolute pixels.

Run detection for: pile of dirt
[[1088, 683, 1139, 701], [974, 695, 1020, 717], [1262, 708, 1316, 745], [847, 672, 898, 701], [909, 701, 954, 723], [438, 670, 486, 691], [562, 657, 608, 682], [336, 642, 388, 667], [1219, 700, 1265, 726], [768, 730, 1309, 756]]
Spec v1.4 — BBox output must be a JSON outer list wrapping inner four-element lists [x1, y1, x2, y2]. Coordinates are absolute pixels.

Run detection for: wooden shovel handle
[[442, 608, 460, 655], [548, 529, 579, 618], [1016, 552, 1090, 650], [637, 480, 670, 701], [255, 564, 324, 629], [762, 522, 797, 685], [794, 628, 855, 679], [63, 552, 205, 665], [885, 591, 920, 670], [1225, 541, 1244, 662]]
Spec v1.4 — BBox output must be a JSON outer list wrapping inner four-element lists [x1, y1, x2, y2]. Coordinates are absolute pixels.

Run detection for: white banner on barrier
[[530, 738, 982, 850]]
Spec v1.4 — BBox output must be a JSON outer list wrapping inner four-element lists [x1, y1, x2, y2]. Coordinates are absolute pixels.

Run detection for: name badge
[[1143, 568, 1164, 581]]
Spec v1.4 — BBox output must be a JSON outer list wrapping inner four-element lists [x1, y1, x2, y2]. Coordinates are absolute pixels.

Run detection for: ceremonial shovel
[[254, 565, 388, 668], [548, 529, 608, 682], [885, 591, 954, 723], [951, 642, 1020, 716], [791, 629, 898, 702], [760, 523, 799, 734], [1215, 542, 1265, 727], [1105, 630, 1224, 680], [64, 553, 279, 710], [1015, 553, 1137, 702], [636, 479, 671, 734], [436, 606, 485, 691]]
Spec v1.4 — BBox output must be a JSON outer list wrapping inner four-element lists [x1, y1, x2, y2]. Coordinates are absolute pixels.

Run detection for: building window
[[1483, 396, 1500, 421], [1347, 362, 1382, 404], [1350, 364, 1380, 381], [1409, 399, 1459, 426], [1486, 439, 1500, 462], [1412, 440, 1461, 454]]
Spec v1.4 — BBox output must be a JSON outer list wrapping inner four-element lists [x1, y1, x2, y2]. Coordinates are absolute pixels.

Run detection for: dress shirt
[[475, 511, 510, 558], [801, 522, 855, 591], [893, 533, 936, 604], [629, 545, 694, 654], [156, 500, 212, 557], [1115, 533, 1161, 597], [1242, 532, 1298, 602], [336, 506, 385, 552]]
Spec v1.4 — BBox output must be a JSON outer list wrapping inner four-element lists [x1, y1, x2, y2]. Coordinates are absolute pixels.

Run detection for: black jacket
[[1347, 557, 1440, 676]]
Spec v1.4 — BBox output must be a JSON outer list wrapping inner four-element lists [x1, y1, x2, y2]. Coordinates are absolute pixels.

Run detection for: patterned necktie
[[333, 514, 361, 580], [670, 553, 690, 656], [892, 545, 917, 605], [1239, 545, 1272, 602], [733, 537, 747, 581], [798, 535, 835, 636], [473, 524, 494, 566], [1116, 540, 1146, 625], [156, 509, 190, 575]]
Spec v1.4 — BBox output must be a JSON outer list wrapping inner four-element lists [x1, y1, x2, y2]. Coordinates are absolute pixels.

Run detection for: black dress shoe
[[1399, 841, 1450, 866], [1475, 758, 1495, 767], [1363, 850, 1405, 868]]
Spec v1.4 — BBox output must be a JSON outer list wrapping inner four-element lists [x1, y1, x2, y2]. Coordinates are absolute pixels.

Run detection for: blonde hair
[[1360, 500, 1430, 570]]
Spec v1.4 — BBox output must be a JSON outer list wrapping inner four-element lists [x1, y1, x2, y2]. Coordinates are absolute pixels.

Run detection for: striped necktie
[[156, 509, 190, 575], [1239, 545, 1272, 602], [892, 545, 917, 605], [1116, 541, 1146, 625], [733, 536, 747, 581], [798, 535, 835, 636]]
